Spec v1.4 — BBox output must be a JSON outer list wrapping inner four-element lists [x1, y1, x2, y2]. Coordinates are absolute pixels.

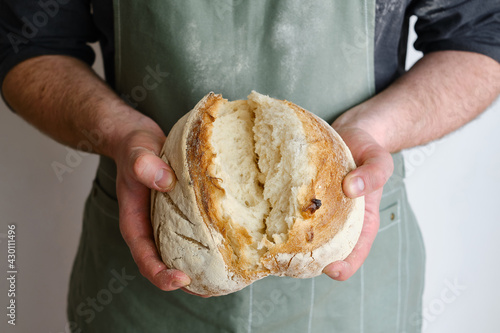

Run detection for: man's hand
[[113, 127, 193, 292], [322, 51, 500, 281], [2, 56, 196, 293], [323, 127, 393, 281], [4, 51, 498, 291]]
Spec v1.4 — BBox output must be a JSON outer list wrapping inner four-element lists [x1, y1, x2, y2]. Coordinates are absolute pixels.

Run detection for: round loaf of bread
[[150, 91, 364, 296]]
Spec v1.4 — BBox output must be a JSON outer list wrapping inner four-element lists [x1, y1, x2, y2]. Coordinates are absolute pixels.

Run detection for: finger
[[323, 189, 383, 281], [117, 178, 191, 291], [181, 287, 211, 298], [128, 147, 176, 192], [337, 128, 394, 198], [343, 146, 393, 198], [129, 235, 191, 291]]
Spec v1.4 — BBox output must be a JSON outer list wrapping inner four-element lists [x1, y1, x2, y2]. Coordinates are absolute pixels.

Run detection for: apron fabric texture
[[67, 1, 426, 332]]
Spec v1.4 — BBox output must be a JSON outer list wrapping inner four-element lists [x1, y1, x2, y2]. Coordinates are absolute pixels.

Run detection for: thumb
[[338, 129, 394, 198], [343, 148, 393, 198], [129, 147, 176, 192]]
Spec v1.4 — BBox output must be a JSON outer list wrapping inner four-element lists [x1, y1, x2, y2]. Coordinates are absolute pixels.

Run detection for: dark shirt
[[1, 0, 499, 96]]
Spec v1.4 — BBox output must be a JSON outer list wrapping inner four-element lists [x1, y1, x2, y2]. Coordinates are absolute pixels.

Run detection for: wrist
[[91, 99, 165, 160], [333, 100, 394, 153]]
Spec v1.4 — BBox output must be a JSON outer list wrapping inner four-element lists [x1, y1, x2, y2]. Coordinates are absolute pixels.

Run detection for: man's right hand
[[3, 55, 195, 293], [113, 125, 193, 292]]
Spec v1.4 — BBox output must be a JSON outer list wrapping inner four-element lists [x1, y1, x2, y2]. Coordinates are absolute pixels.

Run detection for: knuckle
[[366, 171, 385, 192], [137, 259, 158, 281], [138, 265, 150, 279], [131, 151, 151, 179]]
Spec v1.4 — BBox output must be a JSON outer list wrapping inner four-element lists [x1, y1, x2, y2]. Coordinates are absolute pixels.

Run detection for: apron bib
[[67, 1, 425, 332]]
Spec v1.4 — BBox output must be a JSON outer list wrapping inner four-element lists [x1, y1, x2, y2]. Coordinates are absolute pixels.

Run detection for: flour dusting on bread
[[151, 91, 364, 296]]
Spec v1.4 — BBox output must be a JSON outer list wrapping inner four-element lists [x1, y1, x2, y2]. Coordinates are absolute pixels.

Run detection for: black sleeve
[[410, 0, 500, 63], [0, 0, 98, 88]]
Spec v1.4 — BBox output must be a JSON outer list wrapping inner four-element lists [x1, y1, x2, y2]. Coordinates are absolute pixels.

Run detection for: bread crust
[[259, 99, 363, 277], [151, 92, 364, 296]]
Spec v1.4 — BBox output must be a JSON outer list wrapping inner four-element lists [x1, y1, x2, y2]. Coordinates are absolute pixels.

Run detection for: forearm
[[1, 55, 162, 159], [325, 51, 499, 280], [334, 51, 500, 153], [2, 54, 189, 290]]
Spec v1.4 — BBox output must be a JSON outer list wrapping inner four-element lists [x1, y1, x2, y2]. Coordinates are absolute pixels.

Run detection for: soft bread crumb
[[211, 92, 313, 271], [152, 91, 364, 296], [251, 92, 313, 243]]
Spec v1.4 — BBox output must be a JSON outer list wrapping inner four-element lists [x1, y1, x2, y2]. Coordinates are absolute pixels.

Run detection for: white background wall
[[403, 18, 500, 332], [1, 24, 499, 333]]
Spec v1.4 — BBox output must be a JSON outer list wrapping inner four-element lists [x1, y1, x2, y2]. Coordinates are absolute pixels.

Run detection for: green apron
[[67, 1, 425, 332]]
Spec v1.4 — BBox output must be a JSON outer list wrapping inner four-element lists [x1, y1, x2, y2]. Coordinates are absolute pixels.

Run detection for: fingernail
[[172, 278, 190, 288], [327, 270, 340, 279], [155, 168, 173, 190], [347, 176, 364, 197]]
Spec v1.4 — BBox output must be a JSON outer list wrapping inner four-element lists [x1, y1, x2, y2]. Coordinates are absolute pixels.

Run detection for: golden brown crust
[[152, 92, 363, 295], [259, 101, 355, 273], [185, 93, 266, 287]]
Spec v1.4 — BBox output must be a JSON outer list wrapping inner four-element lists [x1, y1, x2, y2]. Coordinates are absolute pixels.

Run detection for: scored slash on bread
[[151, 91, 364, 296]]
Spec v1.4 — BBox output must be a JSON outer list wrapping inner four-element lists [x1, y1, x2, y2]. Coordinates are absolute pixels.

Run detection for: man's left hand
[[323, 127, 393, 281]]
